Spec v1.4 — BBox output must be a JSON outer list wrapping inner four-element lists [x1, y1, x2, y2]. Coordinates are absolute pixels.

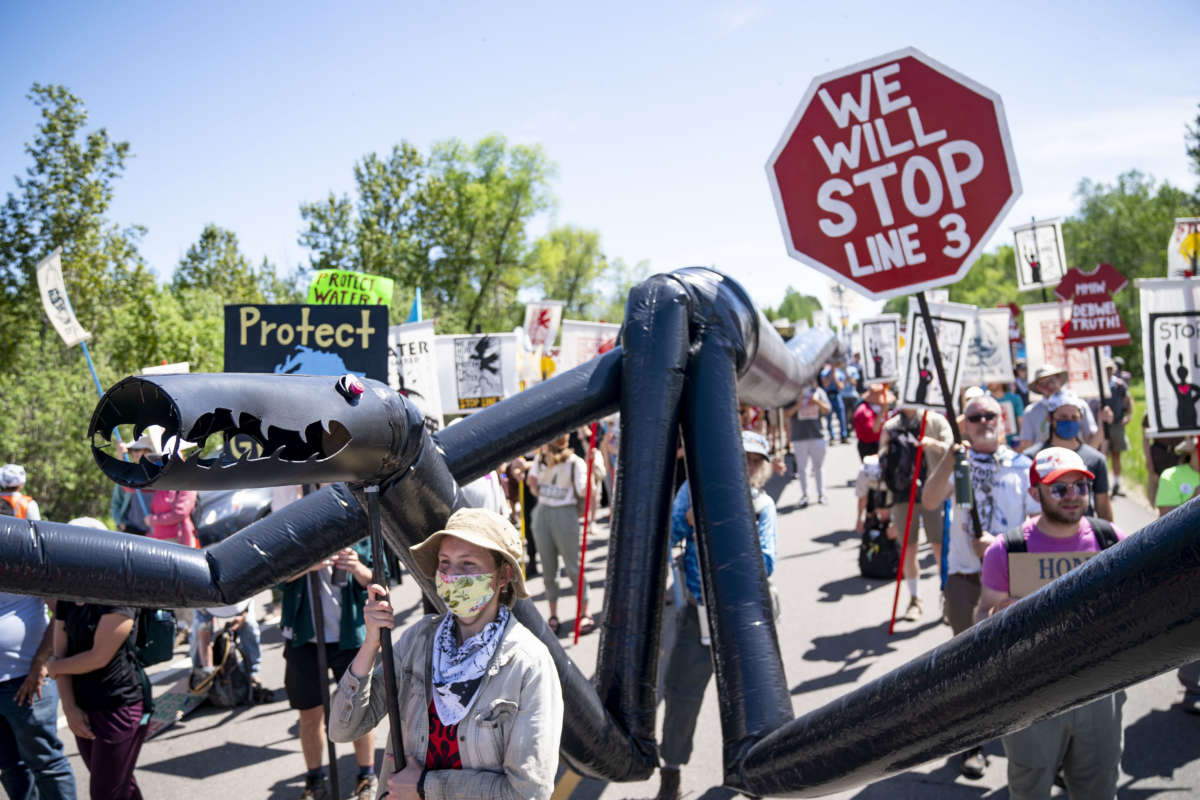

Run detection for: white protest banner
[[435, 332, 518, 415], [859, 315, 901, 384], [1023, 302, 1097, 398], [389, 321, 445, 431], [523, 301, 564, 348], [1167, 218, 1200, 278], [558, 320, 620, 372], [141, 362, 190, 375], [1138, 278, 1200, 436], [35, 248, 90, 347], [961, 306, 1014, 386], [1012, 218, 1068, 291], [899, 305, 967, 410], [811, 310, 829, 330]]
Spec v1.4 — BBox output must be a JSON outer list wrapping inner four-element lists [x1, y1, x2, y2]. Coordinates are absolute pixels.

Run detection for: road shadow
[[846, 754, 1003, 798], [141, 740, 294, 778], [816, 574, 893, 603], [812, 528, 861, 547], [791, 662, 871, 695], [1120, 705, 1200, 791], [265, 751, 377, 800], [803, 619, 940, 666]]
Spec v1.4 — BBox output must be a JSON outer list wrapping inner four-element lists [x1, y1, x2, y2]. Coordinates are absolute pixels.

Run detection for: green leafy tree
[[172, 223, 266, 302], [769, 287, 822, 325], [529, 225, 606, 316], [299, 135, 555, 333]]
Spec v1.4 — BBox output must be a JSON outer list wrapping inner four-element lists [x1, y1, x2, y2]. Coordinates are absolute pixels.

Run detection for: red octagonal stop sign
[[767, 48, 1021, 300]]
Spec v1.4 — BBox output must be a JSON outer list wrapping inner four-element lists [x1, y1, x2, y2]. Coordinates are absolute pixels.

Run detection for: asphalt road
[[67, 439, 1198, 799]]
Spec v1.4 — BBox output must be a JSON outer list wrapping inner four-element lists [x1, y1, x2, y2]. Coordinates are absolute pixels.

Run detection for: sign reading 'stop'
[[767, 48, 1021, 300]]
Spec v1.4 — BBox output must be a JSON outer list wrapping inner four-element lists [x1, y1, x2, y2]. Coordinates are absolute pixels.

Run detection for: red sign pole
[[573, 422, 599, 644]]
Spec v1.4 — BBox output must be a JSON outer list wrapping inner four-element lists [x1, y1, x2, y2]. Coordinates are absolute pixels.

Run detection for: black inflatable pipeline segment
[[0, 485, 364, 607], [680, 333, 793, 789], [89, 373, 424, 489], [740, 500, 1200, 797], [592, 274, 692, 773], [668, 267, 824, 409], [435, 347, 622, 484]]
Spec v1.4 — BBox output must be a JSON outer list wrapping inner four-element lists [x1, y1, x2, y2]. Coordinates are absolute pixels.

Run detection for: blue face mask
[[1054, 419, 1081, 439]]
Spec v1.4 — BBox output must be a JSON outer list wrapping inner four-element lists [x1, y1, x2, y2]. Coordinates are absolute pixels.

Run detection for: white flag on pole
[[36, 248, 91, 347]]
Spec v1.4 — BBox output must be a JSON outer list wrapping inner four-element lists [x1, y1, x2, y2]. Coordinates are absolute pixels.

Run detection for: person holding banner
[[976, 448, 1127, 800], [330, 509, 562, 800]]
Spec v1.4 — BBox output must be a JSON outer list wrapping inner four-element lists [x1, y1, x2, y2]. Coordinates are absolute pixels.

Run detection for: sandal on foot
[[578, 615, 596, 635], [547, 616, 560, 635]]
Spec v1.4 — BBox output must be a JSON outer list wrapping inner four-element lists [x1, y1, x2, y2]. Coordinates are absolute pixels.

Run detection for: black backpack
[[882, 419, 925, 499], [858, 488, 899, 580], [133, 608, 177, 667]]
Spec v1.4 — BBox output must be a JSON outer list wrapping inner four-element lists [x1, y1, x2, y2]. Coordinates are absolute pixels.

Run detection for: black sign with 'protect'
[[224, 304, 388, 381]]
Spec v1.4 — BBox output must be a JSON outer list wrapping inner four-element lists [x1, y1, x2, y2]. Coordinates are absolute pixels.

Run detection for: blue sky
[[2, 1, 1196, 319]]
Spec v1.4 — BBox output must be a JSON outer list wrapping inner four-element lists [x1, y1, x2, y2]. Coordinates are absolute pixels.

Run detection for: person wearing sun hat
[[330, 507, 562, 800], [1017, 365, 1107, 451], [976, 446, 1127, 799]]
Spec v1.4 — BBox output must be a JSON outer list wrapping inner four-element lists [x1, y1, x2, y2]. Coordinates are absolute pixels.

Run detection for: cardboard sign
[[961, 306, 1015, 385], [388, 320, 444, 432], [224, 305, 388, 381], [523, 301, 564, 348], [1009, 551, 1099, 598], [558, 320, 620, 372], [1168, 218, 1200, 278], [1012, 218, 1068, 291], [1022, 302, 1098, 398], [35, 248, 91, 347], [306, 269, 394, 306], [899, 306, 967, 410], [859, 314, 901, 383], [434, 333, 519, 415], [141, 362, 190, 375], [1138, 278, 1200, 436]]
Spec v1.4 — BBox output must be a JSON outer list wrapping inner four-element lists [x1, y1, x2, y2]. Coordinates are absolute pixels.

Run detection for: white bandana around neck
[[430, 604, 510, 725]]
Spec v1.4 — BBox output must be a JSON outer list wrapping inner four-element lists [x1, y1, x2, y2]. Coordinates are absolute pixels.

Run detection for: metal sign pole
[[914, 292, 984, 538], [364, 485, 405, 764]]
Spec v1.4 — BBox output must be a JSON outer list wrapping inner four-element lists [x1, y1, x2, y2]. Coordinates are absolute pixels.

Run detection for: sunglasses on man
[[965, 411, 998, 423], [1044, 480, 1090, 500]]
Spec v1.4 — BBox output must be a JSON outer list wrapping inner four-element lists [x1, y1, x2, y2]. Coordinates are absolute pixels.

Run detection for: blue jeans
[[828, 397, 848, 440], [0, 674, 77, 800]]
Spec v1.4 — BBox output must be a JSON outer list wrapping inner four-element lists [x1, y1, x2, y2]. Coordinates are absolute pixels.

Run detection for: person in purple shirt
[[975, 447, 1127, 800]]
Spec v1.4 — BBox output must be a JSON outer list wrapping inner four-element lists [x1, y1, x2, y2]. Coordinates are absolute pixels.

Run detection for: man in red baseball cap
[[975, 446, 1128, 799]]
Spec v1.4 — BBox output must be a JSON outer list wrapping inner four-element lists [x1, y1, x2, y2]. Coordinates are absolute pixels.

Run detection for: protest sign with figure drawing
[[1139, 278, 1200, 436], [900, 307, 966, 410], [859, 315, 901, 383]]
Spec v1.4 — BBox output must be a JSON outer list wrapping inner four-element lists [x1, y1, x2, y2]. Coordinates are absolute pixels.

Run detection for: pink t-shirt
[[980, 516, 1127, 594]]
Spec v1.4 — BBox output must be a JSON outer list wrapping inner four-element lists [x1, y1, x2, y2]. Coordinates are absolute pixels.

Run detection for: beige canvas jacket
[[329, 611, 563, 800]]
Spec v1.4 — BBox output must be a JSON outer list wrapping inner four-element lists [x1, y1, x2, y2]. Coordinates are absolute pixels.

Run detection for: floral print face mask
[[436, 570, 497, 618]]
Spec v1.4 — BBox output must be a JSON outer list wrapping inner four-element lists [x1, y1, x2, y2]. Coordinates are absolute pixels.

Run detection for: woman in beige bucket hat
[[329, 508, 563, 800]]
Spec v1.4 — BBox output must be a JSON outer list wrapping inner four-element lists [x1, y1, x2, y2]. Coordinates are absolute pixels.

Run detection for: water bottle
[[953, 449, 973, 508]]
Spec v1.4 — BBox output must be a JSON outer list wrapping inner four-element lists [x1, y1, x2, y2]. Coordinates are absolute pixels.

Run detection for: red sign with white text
[[1055, 262, 1131, 348], [767, 48, 1021, 300]]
